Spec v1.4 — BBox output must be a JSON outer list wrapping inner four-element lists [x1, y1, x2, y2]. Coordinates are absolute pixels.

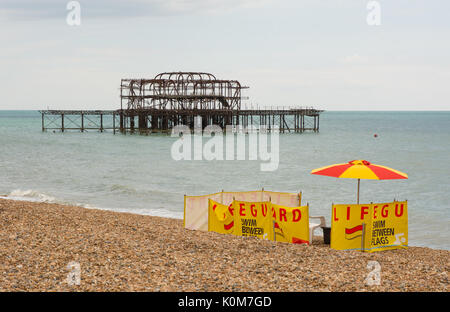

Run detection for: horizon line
[[0, 109, 449, 112]]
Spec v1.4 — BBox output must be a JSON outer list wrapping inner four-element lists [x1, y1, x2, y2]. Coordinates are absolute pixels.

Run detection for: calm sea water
[[0, 110, 449, 250]]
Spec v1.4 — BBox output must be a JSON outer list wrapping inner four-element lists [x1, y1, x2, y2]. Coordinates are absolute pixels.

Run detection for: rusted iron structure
[[40, 110, 119, 133], [40, 72, 323, 134], [121, 72, 244, 110]]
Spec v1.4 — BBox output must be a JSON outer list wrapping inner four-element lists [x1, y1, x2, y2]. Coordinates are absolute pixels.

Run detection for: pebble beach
[[0, 198, 448, 292]]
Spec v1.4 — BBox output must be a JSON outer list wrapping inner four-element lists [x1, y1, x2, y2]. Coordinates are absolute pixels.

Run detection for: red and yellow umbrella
[[311, 160, 408, 203]]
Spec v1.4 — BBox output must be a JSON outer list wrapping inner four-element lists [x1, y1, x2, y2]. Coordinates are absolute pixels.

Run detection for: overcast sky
[[1, 0, 449, 110]]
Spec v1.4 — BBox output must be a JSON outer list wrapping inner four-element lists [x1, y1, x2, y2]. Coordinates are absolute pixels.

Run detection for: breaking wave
[[3, 189, 59, 203]]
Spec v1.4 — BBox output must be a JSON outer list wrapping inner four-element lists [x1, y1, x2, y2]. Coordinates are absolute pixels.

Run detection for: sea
[[0, 110, 448, 250]]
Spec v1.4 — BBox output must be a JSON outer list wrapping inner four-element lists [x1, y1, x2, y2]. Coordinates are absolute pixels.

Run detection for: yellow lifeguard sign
[[206, 197, 310, 246], [232, 200, 274, 240], [331, 201, 408, 252], [331, 203, 368, 251], [272, 203, 310, 245], [208, 199, 234, 235], [363, 201, 408, 252]]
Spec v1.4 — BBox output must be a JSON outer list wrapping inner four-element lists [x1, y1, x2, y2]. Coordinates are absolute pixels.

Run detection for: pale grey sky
[[0, 0, 449, 110]]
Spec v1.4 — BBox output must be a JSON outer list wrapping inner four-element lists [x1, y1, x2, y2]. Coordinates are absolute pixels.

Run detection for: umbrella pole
[[357, 178, 360, 204]]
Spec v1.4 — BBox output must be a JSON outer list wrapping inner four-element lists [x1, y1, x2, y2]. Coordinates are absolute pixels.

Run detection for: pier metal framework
[[40, 72, 323, 134], [40, 110, 119, 133], [120, 72, 247, 110]]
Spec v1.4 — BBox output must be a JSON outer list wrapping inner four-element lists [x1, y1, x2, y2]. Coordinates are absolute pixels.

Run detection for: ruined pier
[[40, 72, 323, 134]]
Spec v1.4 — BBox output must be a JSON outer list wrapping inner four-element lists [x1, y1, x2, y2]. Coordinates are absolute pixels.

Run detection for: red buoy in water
[[374, 134, 378, 138]]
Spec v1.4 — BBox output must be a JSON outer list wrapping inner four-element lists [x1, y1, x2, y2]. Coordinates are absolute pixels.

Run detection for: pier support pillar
[[138, 113, 147, 130], [130, 115, 135, 133]]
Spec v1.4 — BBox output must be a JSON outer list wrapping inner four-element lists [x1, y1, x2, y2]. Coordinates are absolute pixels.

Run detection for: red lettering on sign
[[228, 204, 234, 216], [261, 203, 267, 217], [381, 204, 389, 218], [239, 203, 246, 216], [346, 206, 351, 220], [373, 205, 378, 219], [395, 204, 404, 217], [361, 206, 369, 220], [333, 207, 339, 221], [279, 208, 287, 222], [250, 204, 257, 217], [292, 209, 301, 222]]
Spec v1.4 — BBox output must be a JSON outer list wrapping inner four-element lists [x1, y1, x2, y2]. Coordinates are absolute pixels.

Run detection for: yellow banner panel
[[363, 201, 408, 252], [232, 200, 274, 241], [208, 199, 235, 235], [331, 203, 372, 251], [272, 203, 309, 245], [185, 191, 302, 231]]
